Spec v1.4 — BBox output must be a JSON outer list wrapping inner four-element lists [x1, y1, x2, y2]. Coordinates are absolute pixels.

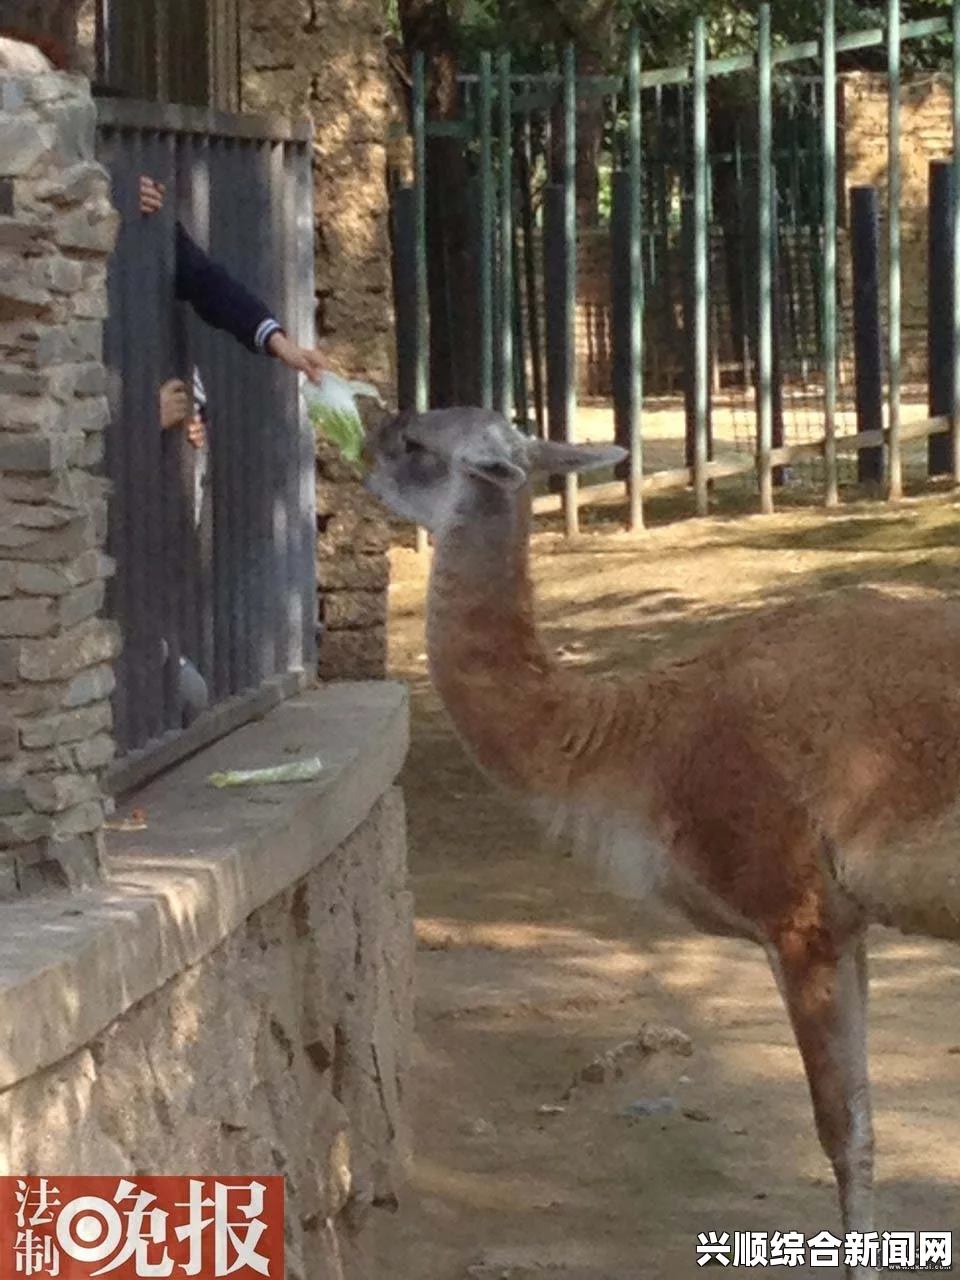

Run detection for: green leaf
[[308, 403, 367, 468]]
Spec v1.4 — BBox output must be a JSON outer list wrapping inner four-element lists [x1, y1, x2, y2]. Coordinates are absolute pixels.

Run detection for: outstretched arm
[[175, 221, 283, 357], [139, 177, 327, 378]]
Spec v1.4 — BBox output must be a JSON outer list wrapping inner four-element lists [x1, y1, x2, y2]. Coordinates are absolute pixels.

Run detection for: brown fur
[[368, 410, 953, 1277]]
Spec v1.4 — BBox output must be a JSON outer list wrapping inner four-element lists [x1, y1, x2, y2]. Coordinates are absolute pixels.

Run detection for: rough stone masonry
[[241, 0, 396, 680], [0, 37, 118, 896]]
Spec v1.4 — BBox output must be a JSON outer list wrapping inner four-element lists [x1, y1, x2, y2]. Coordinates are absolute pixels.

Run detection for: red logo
[[0, 1177, 284, 1278]]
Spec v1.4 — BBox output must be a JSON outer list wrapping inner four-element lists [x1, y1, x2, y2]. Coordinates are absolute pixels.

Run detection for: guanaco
[[366, 406, 960, 1280]]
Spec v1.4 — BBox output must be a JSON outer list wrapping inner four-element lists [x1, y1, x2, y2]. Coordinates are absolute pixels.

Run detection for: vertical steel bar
[[100, 127, 130, 751], [563, 42, 578, 537], [758, 4, 774, 513], [270, 137, 293, 671], [520, 116, 545, 435], [413, 52, 429, 553], [208, 137, 234, 699], [887, 0, 902, 497], [296, 137, 319, 675], [628, 28, 644, 531], [822, 0, 839, 506], [850, 186, 885, 483], [480, 51, 494, 410], [693, 16, 709, 516], [928, 160, 955, 475], [498, 52, 514, 422], [952, 0, 960, 482]]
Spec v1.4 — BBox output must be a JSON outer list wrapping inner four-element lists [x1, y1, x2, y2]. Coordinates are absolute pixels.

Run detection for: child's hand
[[186, 416, 207, 451], [159, 378, 189, 428], [140, 175, 165, 216]]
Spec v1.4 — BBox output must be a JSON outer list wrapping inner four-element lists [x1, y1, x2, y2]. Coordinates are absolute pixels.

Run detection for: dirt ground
[[367, 482, 960, 1280]]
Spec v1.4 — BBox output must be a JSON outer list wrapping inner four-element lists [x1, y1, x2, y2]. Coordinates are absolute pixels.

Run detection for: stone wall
[[316, 437, 390, 682], [842, 71, 953, 383], [0, 684, 413, 1280], [239, 0, 395, 391], [0, 38, 118, 895], [239, 0, 395, 681]]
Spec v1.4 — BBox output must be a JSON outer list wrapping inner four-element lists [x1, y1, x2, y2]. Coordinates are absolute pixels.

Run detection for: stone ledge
[[0, 680, 409, 1091]]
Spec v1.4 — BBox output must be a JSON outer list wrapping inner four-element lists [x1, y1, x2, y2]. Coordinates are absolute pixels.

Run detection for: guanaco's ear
[[464, 456, 528, 491], [527, 440, 627, 475]]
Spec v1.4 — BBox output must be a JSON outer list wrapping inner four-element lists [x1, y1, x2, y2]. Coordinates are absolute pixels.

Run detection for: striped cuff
[[255, 318, 283, 353]]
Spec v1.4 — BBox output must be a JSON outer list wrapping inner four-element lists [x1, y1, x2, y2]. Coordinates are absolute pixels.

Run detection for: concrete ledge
[[0, 681, 409, 1091]]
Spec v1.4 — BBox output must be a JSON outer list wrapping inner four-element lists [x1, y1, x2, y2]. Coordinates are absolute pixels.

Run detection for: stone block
[[24, 772, 100, 814], [72, 733, 114, 771], [20, 700, 112, 749], [322, 591, 386, 632], [0, 595, 57, 637], [0, 811, 49, 848], [317, 627, 387, 681], [59, 578, 104, 628], [62, 663, 114, 709], [19, 617, 119, 682], [315, 554, 388, 593]]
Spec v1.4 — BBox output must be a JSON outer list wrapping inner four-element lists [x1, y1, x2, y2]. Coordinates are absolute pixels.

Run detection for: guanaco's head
[[364, 407, 625, 532]]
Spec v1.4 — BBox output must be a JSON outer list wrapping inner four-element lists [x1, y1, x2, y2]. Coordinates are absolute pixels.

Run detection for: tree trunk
[[397, 0, 480, 405]]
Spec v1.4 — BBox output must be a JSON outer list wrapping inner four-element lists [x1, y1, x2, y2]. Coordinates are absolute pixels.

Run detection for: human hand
[[159, 378, 189, 429], [186, 415, 207, 451], [265, 331, 328, 382], [140, 175, 165, 216]]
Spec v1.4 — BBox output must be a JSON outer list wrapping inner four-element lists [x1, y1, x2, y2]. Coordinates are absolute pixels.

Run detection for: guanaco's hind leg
[[767, 930, 875, 1280]]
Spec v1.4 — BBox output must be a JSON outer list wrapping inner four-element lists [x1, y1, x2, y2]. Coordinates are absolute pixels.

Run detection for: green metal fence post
[[499, 52, 514, 424], [822, 0, 840, 507], [480, 51, 494, 410], [563, 42, 578, 537], [628, 29, 644, 531], [952, 0, 960, 482], [887, 0, 903, 498], [757, 4, 774, 514], [413, 51, 429, 553], [693, 16, 709, 516]]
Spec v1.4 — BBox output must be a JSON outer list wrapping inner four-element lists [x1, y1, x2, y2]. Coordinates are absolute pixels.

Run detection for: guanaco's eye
[[404, 437, 424, 456]]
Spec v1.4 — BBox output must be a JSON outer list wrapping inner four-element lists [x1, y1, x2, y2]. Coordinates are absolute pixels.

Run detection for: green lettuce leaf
[[308, 403, 366, 467]]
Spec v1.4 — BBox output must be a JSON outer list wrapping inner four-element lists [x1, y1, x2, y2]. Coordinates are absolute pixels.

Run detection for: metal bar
[[270, 137, 293, 672], [519, 118, 545, 436], [412, 51, 428, 416], [757, 4, 774, 514], [99, 128, 130, 751], [207, 138, 234, 700], [295, 140, 319, 675], [455, 15, 949, 96], [928, 159, 955, 475], [183, 131, 216, 691], [563, 42, 578, 537], [95, 98, 312, 142], [693, 17, 709, 517], [412, 51, 429, 555], [850, 187, 884, 483], [888, 0, 903, 498], [246, 138, 274, 686], [392, 186, 418, 410], [628, 29, 644, 531], [498, 52, 514, 422], [480, 51, 494, 410], [822, 0, 839, 507], [139, 129, 167, 743], [953, 0, 960, 483]]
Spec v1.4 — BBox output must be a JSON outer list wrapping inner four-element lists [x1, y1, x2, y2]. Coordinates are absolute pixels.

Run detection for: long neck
[[426, 483, 637, 801]]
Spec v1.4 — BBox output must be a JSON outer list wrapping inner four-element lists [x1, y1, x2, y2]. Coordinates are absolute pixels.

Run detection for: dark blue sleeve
[[174, 222, 283, 355]]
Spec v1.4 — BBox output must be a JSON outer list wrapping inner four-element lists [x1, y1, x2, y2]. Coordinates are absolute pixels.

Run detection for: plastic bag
[[303, 372, 385, 468]]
